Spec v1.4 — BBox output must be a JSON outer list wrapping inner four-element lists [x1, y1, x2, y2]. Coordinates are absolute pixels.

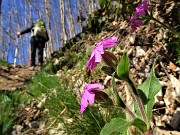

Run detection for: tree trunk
[[1, 24, 4, 60], [0, 0, 2, 14], [6, 15, 11, 62], [26, 0, 33, 64], [13, 0, 22, 65], [67, 0, 75, 38], [77, 0, 82, 32], [34, 0, 41, 18], [44, 0, 53, 58], [0, 0, 2, 59], [59, 0, 67, 45]]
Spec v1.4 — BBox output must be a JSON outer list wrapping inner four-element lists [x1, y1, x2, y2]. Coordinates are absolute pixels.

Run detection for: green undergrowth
[[21, 69, 122, 134], [0, 43, 123, 135], [0, 66, 121, 134], [43, 50, 87, 74], [0, 91, 31, 135], [0, 59, 9, 67]]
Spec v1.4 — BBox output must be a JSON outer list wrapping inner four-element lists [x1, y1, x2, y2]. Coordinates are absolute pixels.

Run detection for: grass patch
[[0, 59, 9, 67], [0, 91, 31, 135], [24, 70, 122, 134]]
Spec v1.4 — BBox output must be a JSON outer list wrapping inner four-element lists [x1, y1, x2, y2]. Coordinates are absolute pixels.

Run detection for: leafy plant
[[79, 35, 161, 134], [0, 94, 14, 135], [99, 53, 161, 135]]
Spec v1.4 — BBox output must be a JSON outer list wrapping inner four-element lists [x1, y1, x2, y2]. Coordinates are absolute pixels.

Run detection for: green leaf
[[112, 74, 125, 107], [131, 118, 147, 133], [116, 52, 129, 81], [134, 101, 142, 119], [100, 117, 147, 135], [137, 63, 161, 127], [100, 117, 131, 135], [98, 0, 108, 8]]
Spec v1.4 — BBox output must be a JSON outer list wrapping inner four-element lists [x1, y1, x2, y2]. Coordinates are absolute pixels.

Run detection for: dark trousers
[[30, 36, 45, 66]]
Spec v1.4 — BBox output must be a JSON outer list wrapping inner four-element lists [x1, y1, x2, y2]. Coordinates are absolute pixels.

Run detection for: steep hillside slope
[[1, 1, 180, 134]]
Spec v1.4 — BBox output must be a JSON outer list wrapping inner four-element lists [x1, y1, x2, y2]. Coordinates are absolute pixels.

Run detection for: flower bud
[[93, 90, 113, 107], [102, 51, 118, 67], [101, 66, 115, 76]]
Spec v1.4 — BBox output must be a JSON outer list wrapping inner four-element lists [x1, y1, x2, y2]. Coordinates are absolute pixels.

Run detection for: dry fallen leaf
[[169, 62, 177, 71]]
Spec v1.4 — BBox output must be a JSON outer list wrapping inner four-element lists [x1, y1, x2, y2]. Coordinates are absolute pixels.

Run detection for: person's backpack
[[31, 19, 48, 41]]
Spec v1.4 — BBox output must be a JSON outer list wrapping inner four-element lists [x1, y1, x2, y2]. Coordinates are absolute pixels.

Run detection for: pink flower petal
[[85, 83, 104, 91], [95, 43, 104, 54], [80, 84, 104, 114], [129, 16, 143, 32], [86, 54, 98, 70], [97, 36, 118, 48], [86, 36, 118, 70], [85, 91, 95, 104], [94, 49, 103, 62], [80, 94, 88, 113], [135, 0, 149, 17]]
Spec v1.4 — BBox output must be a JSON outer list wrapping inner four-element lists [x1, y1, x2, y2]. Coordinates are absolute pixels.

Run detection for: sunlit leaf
[[131, 118, 147, 133], [100, 117, 147, 135], [137, 62, 161, 127], [116, 52, 129, 81]]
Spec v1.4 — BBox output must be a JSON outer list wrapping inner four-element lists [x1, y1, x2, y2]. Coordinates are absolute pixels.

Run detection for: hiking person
[[17, 19, 49, 70]]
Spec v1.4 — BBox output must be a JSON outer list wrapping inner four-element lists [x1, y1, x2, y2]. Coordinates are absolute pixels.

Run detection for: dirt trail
[[0, 65, 38, 91]]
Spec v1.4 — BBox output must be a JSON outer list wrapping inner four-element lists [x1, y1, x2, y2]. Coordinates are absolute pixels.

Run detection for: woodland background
[[0, 0, 99, 65]]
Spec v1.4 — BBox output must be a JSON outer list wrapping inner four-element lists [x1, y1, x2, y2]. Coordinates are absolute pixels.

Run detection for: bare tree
[[34, 0, 41, 18], [13, 0, 23, 65], [0, 0, 2, 14], [59, 0, 68, 45], [24, 0, 33, 64], [77, 0, 83, 32], [0, 0, 2, 59], [44, 0, 53, 58], [1, 24, 4, 60], [6, 14, 11, 62], [51, 3, 61, 50], [67, 0, 75, 38]]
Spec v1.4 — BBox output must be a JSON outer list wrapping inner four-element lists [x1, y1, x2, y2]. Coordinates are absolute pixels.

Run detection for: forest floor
[[1, 1, 180, 135]]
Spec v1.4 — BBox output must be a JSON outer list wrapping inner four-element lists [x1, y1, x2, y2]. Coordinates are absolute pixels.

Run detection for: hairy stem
[[151, 17, 179, 37], [127, 77, 147, 123], [112, 73, 135, 119], [124, 106, 136, 119]]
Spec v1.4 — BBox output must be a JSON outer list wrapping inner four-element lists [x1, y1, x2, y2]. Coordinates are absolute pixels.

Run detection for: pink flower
[[129, 0, 150, 31], [135, 0, 149, 17], [129, 15, 143, 32], [86, 36, 118, 70], [80, 83, 104, 113]]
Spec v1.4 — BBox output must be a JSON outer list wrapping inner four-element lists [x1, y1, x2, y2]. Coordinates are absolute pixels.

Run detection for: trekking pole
[[13, 36, 19, 67], [43, 42, 47, 60]]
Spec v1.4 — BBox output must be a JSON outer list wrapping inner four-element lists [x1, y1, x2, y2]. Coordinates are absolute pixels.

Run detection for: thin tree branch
[[1, 24, 16, 41]]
